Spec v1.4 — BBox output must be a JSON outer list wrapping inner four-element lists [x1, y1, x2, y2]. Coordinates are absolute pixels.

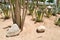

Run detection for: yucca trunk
[[36, 0, 45, 22], [8, 0, 15, 23], [21, 0, 27, 31], [9, 0, 27, 31], [14, 0, 21, 28]]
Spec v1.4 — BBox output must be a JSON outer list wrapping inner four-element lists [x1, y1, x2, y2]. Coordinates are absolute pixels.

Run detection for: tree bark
[[14, 0, 21, 28], [21, 0, 27, 31], [8, 0, 16, 23]]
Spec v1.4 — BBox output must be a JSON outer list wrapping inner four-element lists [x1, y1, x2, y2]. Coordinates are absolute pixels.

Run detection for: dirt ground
[[0, 14, 60, 40]]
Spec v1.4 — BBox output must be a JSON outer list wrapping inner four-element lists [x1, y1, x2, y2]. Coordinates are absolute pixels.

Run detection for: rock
[[6, 24, 21, 37], [36, 25, 46, 33], [47, 6, 53, 9]]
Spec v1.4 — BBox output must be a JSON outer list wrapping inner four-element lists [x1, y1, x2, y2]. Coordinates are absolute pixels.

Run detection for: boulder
[[6, 24, 21, 37], [36, 25, 46, 33]]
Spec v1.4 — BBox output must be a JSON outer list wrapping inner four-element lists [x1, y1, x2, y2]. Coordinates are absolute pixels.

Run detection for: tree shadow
[[6, 33, 20, 38], [34, 20, 43, 24], [0, 17, 10, 22], [3, 26, 11, 29]]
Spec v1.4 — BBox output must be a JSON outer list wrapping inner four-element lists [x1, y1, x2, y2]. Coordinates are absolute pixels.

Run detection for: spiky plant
[[46, 6, 53, 18], [55, 18, 60, 26], [9, 0, 27, 31], [52, 8, 57, 16], [57, 5, 60, 14], [28, 0, 34, 15], [36, 7, 44, 22], [35, 0, 46, 22], [2, 3, 10, 19]]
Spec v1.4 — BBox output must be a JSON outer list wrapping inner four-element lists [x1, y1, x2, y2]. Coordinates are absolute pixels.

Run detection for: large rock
[[36, 25, 46, 33], [6, 24, 21, 37]]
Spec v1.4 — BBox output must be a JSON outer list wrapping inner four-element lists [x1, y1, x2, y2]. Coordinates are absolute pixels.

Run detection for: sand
[[0, 14, 60, 40]]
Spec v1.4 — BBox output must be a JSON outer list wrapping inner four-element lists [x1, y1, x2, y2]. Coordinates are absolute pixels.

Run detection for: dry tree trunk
[[21, 0, 27, 31], [9, 0, 27, 31], [8, 0, 16, 23], [14, 0, 21, 28]]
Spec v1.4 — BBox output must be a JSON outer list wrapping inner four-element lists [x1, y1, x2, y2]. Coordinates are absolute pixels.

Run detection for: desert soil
[[0, 14, 60, 40]]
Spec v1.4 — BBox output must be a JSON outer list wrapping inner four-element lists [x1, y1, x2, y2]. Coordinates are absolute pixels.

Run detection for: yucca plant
[[35, 0, 46, 22], [28, 0, 35, 20], [57, 5, 60, 14], [46, 0, 56, 17], [28, 4, 34, 15], [52, 6, 57, 16], [36, 9, 43, 22], [55, 18, 60, 26], [9, 0, 27, 31], [2, 3, 10, 19], [46, 6, 53, 18], [28, 0, 34, 15]]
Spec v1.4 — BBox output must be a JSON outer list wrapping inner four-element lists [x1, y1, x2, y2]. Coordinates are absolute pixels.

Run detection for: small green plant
[[55, 18, 60, 26], [2, 4, 10, 19], [28, 4, 34, 15], [57, 5, 60, 14], [52, 7, 57, 16], [28, 0, 34, 15], [36, 8, 44, 22], [46, 6, 53, 18]]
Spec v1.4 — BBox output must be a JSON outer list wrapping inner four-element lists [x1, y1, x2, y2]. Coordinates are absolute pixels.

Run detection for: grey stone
[[6, 24, 21, 37], [36, 25, 46, 33]]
